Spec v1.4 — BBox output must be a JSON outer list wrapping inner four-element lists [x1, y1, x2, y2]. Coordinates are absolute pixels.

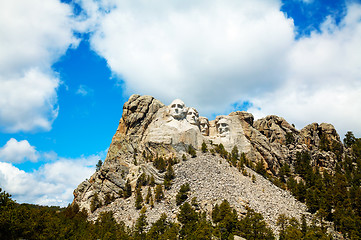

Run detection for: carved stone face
[[169, 99, 187, 120], [216, 118, 229, 137], [186, 107, 199, 125], [199, 117, 209, 136]]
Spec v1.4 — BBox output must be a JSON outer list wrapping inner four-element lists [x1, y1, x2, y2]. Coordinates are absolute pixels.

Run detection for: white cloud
[[80, 0, 361, 138], [82, 0, 294, 114], [250, 3, 361, 138], [0, 0, 78, 132], [0, 69, 59, 132], [0, 154, 102, 206], [0, 138, 39, 163]]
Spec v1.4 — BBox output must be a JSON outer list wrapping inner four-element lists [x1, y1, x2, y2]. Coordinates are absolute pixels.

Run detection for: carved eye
[[171, 104, 176, 108], [177, 104, 183, 108]]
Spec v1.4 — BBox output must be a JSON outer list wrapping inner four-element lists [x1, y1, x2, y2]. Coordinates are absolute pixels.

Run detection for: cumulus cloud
[[0, 69, 59, 132], [0, 0, 78, 132], [250, 3, 361, 137], [0, 154, 101, 206], [81, 0, 294, 114], [79, 0, 361, 137], [0, 138, 39, 163]]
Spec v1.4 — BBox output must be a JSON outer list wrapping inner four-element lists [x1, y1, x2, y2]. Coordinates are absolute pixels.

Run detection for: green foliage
[[135, 187, 143, 210], [255, 160, 267, 177], [145, 186, 152, 204], [136, 173, 149, 188], [176, 183, 190, 206], [201, 141, 208, 153], [231, 146, 239, 167], [278, 135, 361, 239], [344, 131, 356, 148], [96, 159, 103, 171], [285, 132, 295, 145], [90, 192, 102, 213], [123, 179, 132, 199], [147, 213, 179, 239], [0, 190, 131, 240], [238, 152, 248, 170], [104, 193, 115, 205], [187, 145, 197, 158], [277, 214, 331, 240], [177, 202, 208, 239], [178, 202, 198, 225], [252, 174, 256, 183], [164, 164, 175, 190], [149, 175, 155, 187], [212, 200, 274, 240], [154, 185, 164, 202], [0, 188, 14, 208], [319, 134, 331, 151], [182, 154, 187, 161], [279, 163, 291, 183], [238, 207, 275, 240], [215, 143, 228, 159], [134, 208, 148, 239], [295, 151, 312, 181], [0, 188, 280, 240], [153, 156, 166, 172]]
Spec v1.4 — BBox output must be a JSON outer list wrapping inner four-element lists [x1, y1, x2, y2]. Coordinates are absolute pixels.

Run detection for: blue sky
[[0, 0, 360, 206]]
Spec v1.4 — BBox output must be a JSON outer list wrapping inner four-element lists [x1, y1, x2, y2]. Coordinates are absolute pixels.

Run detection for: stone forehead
[[217, 118, 228, 125], [188, 107, 198, 114], [169, 99, 185, 106], [199, 117, 209, 123]]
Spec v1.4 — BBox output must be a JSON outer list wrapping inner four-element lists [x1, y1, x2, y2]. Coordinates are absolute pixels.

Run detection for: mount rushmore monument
[[73, 94, 343, 233]]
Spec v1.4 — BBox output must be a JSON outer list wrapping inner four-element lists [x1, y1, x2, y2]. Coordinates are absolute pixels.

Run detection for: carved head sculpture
[[199, 117, 209, 136], [169, 99, 187, 120], [186, 107, 199, 125], [216, 118, 230, 137]]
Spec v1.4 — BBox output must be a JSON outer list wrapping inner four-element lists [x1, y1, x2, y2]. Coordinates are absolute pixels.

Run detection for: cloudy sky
[[0, 0, 360, 206]]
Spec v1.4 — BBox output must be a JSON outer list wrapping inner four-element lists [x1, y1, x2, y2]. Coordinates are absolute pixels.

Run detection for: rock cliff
[[73, 94, 344, 235]]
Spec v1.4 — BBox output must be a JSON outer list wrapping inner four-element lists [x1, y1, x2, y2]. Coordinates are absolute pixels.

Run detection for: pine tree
[[90, 193, 102, 213], [188, 145, 197, 158], [134, 207, 147, 239], [153, 155, 166, 172], [135, 187, 143, 210], [255, 160, 267, 177], [155, 185, 164, 202], [145, 186, 152, 204], [150, 195, 154, 208], [164, 164, 175, 189], [149, 175, 155, 187], [96, 160, 103, 171], [344, 131, 357, 148], [201, 141, 208, 153], [176, 183, 190, 205], [123, 179, 132, 198], [231, 146, 239, 167]]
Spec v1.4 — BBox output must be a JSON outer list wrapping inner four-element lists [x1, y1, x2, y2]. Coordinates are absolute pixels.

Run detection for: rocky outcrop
[[106, 94, 165, 160], [73, 94, 344, 235], [88, 154, 311, 233]]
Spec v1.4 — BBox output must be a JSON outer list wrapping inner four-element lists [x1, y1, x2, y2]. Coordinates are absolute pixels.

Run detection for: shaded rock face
[[73, 95, 343, 228]]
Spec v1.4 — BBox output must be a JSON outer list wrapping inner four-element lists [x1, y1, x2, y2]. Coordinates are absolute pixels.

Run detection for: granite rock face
[[73, 95, 344, 235]]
